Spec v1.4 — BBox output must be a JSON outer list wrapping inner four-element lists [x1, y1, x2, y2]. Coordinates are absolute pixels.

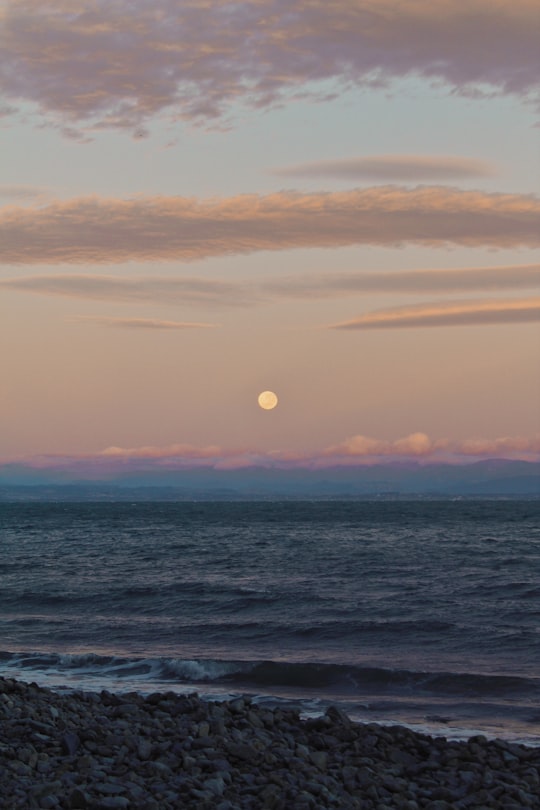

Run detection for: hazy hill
[[0, 459, 538, 500]]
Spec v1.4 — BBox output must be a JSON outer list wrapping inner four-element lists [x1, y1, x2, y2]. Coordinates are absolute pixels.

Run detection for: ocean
[[1, 500, 539, 746]]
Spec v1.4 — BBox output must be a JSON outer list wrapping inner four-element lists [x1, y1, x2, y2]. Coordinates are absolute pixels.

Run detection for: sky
[[1, 0, 539, 477]]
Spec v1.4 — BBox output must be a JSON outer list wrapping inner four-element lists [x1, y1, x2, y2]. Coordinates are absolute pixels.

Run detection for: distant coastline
[[0, 458, 538, 501]]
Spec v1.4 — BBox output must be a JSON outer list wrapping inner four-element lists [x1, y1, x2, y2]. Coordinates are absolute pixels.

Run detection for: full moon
[[258, 390, 278, 410]]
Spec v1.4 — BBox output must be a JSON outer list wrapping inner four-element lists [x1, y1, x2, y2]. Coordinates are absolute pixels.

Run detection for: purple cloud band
[[271, 156, 497, 182], [1, 1, 538, 133]]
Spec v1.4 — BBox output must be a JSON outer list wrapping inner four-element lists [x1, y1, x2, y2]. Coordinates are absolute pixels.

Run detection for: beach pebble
[[61, 731, 80, 756], [136, 738, 152, 760], [98, 798, 130, 809], [69, 788, 91, 808], [2, 676, 540, 810]]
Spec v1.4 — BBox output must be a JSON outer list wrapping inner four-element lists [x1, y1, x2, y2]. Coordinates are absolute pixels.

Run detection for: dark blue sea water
[[1, 500, 539, 744]]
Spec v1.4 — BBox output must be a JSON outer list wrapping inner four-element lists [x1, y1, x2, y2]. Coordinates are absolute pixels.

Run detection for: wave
[[1, 650, 538, 701]]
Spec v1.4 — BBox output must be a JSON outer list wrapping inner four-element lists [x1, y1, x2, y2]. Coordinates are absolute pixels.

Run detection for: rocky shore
[[1, 677, 539, 809]]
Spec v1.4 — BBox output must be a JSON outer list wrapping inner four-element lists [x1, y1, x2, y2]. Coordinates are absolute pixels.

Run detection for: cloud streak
[[0, 185, 51, 201], [100, 443, 227, 459], [330, 297, 540, 329], [272, 156, 497, 182], [266, 264, 540, 299], [2, 265, 538, 307], [0, 274, 251, 306], [75, 316, 218, 330], [1, 187, 539, 265], [1, 1, 538, 133]]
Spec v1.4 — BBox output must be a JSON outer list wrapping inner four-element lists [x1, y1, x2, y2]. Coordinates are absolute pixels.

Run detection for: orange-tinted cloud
[[272, 156, 496, 182], [325, 432, 441, 458], [330, 297, 540, 330], [1, 187, 539, 265], [1, 1, 538, 133]]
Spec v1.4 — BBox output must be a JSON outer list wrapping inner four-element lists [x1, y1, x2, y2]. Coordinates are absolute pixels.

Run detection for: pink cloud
[[100, 443, 229, 459], [456, 436, 540, 456], [8, 433, 539, 472], [322, 433, 540, 464], [1, 1, 538, 133], [325, 432, 441, 458], [1, 187, 539, 265], [330, 297, 540, 329]]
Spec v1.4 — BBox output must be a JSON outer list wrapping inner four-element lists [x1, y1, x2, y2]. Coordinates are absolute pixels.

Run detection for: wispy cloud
[[266, 265, 540, 298], [75, 316, 219, 330], [0, 274, 253, 306], [1, 187, 539, 265], [0, 185, 51, 201], [100, 443, 227, 459], [271, 156, 496, 182], [1, 1, 538, 134], [329, 297, 540, 330], [3, 265, 538, 307]]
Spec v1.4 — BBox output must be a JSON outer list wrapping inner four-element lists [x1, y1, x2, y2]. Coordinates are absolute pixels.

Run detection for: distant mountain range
[[0, 459, 538, 500]]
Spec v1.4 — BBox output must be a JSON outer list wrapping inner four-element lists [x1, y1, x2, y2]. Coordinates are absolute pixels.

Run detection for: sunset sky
[[1, 0, 539, 476]]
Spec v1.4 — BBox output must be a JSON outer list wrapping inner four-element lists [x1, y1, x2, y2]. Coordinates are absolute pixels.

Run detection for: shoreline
[[2, 677, 539, 809]]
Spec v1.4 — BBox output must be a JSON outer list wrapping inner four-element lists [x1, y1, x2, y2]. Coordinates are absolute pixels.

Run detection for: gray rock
[[225, 741, 259, 762], [2, 676, 540, 810], [69, 788, 90, 809], [98, 798, 130, 809], [39, 797, 60, 809], [325, 705, 352, 726], [61, 731, 81, 756], [95, 782, 126, 795], [203, 776, 226, 796], [137, 738, 152, 760], [309, 750, 328, 771]]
